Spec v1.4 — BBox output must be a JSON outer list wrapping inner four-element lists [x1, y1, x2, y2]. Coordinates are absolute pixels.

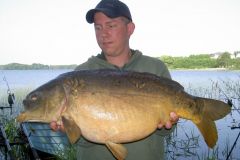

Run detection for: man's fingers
[[165, 121, 172, 129], [157, 122, 164, 129], [50, 121, 65, 132], [59, 121, 65, 132], [50, 121, 59, 131], [170, 112, 179, 123], [157, 112, 179, 129]]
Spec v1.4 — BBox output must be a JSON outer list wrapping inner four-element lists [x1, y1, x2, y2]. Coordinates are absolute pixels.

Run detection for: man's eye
[[108, 24, 117, 28], [94, 25, 102, 30]]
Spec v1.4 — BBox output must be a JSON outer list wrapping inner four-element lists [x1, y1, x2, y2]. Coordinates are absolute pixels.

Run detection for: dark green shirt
[[74, 49, 174, 160]]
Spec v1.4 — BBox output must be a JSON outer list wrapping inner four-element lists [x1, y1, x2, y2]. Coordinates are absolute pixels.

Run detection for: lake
[[0, 69, 240, 159], [1, 69, 239, 90]]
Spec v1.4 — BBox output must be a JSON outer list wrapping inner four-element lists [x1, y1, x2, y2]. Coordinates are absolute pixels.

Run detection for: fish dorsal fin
[[62, 115, 81, 144], [106, 141, 127, 160], [194, 118, 217, 148]]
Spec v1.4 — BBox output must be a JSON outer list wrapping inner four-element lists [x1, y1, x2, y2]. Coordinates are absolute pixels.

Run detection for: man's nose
[[101, 27, 110, 37]]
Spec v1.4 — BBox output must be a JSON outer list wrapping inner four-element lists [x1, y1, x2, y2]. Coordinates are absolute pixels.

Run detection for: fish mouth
[[16, 113, 27, 122], [20, 120, 48, 123], [16, 113, 49, 123]]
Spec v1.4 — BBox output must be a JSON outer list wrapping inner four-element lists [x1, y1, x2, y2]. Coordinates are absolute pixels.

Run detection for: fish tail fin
[[106, 141, 127, 160], [198, 97, 231, 121], [194, 117, 217, 148], [194, 97, 231, 148]]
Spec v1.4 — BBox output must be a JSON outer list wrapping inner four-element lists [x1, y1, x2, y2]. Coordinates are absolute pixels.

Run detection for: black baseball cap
[[86, 0, 132, 24]]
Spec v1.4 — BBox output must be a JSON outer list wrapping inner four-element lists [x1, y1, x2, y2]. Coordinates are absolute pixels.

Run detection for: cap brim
[[86, 8, 116, 24]]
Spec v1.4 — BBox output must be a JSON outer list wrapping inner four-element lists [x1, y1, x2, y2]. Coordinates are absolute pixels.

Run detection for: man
[[51, 0, 178, 159]]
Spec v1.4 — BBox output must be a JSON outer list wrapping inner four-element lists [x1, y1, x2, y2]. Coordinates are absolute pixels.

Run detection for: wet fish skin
[[17, 69, 231, 160]]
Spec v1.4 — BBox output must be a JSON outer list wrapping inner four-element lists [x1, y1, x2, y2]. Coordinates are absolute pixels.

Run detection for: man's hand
[[157, 112, 179, 129], [50, 121, 65, 132]]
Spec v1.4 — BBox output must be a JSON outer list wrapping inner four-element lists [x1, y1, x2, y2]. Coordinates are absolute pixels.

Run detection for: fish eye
[[31, 94, 38, 101], [29, 93, 39, 101]]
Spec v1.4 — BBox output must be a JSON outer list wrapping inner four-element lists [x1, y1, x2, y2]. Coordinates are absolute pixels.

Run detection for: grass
[[0, 88, 32, 160], [55, 144, 77, 160]]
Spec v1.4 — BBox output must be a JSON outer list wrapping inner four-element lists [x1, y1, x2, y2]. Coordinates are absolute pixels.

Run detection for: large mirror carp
[[17, 69, 231, 160]]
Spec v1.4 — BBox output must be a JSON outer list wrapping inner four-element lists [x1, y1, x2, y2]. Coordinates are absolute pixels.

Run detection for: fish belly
[[70, 92, 167, 144]]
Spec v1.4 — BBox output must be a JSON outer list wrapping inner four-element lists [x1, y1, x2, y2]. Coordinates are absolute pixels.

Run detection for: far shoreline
[[170, 68, 240, 71], [1, 68, 239, 72]]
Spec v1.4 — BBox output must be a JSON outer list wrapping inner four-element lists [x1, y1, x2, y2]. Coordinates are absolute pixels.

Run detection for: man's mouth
[[103, 41, 112, 46]]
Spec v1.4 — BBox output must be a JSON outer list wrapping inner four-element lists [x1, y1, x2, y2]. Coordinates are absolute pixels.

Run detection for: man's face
[[93, 12, 134, 57]]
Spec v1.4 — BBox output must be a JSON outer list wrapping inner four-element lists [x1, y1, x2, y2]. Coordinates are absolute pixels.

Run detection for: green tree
[[160, 54, 217, 69], [216, 52, 231, 68], [233, 51, 240, 58], [232, 58, 240, 69], [159, 56, 175, 68]]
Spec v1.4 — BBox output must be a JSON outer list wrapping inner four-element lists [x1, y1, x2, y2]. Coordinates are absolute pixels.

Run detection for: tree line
[[0, 52, 239, 70], [0, 63, 77, 70], [160, 52, 240, 70]]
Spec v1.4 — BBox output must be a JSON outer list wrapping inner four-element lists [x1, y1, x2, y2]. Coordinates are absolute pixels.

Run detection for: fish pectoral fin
[[194, 118, 217, 148], [106, 141, 127, 160], [61, 115, 81, 144]]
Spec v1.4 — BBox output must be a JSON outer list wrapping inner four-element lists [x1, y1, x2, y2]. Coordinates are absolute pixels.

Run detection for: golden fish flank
[[85, 104, 119, 120], [16, 69, 231, 160]]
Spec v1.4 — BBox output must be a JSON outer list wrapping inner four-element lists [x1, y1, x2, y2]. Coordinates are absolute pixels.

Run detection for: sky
[[0, 0, 239, 65]]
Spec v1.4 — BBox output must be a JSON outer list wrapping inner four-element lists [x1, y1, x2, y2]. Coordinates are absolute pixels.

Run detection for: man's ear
[[127, 22, 135, 37]]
